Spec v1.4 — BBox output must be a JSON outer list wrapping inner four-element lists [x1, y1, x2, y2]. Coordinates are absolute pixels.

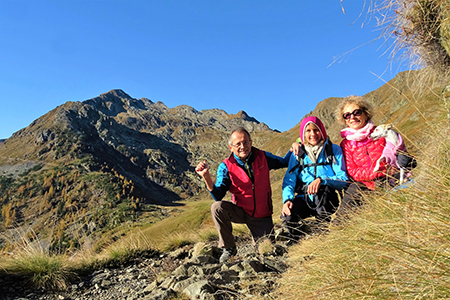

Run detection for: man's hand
[[307, 178, 321, 195], [195, 160, 209, 178], [290, 142, 301, 156], [282, 201, 293, 217], [196, 160, 214, 191]]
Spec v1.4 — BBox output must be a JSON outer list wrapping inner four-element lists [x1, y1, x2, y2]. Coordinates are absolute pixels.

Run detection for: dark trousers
[[335, 181, 381, 222], [340, 179, 387, 210], [280, 191, 339, 237], [211, 201, 274, 249], [340, 182, 368, 209], [282, 195, 339, 223]]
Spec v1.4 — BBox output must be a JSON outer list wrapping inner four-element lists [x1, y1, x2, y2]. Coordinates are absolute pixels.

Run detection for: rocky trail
[[0, 236, 293, 300]]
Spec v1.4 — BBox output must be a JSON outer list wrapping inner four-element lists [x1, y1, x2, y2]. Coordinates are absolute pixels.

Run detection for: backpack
[[288, 139, 338, 198], [288, 139, 336, 176]]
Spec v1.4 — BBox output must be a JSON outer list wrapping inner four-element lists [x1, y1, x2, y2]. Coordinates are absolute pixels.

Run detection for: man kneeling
[[196, 127, 290, 262]]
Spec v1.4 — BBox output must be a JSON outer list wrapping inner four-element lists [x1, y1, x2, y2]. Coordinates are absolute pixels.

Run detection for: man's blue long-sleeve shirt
[[209, 150, 291, 201]]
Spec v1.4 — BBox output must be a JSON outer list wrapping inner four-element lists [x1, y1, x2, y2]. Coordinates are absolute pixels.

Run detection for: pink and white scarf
[[340, 120, 374, 145]]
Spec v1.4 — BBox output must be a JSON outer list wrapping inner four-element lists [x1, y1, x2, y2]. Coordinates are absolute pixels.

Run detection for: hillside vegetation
[[1, 1, 450, 291]]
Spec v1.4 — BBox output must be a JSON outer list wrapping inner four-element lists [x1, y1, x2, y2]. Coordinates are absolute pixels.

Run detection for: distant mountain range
[[0, 69, 446, 252], [0, 88, 279, 251]]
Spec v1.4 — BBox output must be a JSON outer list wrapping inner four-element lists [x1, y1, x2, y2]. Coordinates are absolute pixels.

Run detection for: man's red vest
[[223, 148, 273, 218]]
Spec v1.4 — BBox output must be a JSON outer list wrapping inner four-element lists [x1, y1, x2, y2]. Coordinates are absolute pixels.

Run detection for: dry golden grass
[[133, 199, 215, 251], [257, 237, 275, 255], [374, 0, 450, 80]]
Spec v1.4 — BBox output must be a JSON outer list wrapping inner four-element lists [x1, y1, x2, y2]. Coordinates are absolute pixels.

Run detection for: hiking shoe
[[219, 246, 237, 263], [274, 227, 291, 242], [285, 239, 298, 247]]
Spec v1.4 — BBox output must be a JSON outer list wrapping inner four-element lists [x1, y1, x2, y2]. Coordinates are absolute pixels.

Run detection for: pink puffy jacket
[[340, 127, 387, 190]]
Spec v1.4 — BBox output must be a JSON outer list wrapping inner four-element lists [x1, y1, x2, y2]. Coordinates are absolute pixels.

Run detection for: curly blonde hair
[[335, 95, 374, 126]]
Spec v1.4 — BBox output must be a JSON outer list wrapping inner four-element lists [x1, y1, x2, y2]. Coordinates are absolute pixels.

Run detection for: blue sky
[[0, 0, 405, 139]]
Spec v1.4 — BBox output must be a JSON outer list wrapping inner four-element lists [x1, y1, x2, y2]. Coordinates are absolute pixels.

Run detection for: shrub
[[5, 252, 75, 290]]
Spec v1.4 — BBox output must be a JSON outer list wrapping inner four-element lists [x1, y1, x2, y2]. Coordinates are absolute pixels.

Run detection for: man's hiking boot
[[219, 246, 237, 263]]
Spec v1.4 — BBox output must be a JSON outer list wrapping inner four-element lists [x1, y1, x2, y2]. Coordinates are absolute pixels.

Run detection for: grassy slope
[[278, 130, 450, 299], [2, 70, 450, 294]]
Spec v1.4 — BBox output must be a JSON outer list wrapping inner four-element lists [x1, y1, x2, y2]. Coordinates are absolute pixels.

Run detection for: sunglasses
[[343, 109, 363, 120]]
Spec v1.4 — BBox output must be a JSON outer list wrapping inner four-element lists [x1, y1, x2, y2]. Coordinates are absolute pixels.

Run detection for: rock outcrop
[[0, 238, 291, 300]]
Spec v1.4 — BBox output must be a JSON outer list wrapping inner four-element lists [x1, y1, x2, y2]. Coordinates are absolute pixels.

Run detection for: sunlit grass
[[278, 133, 450, 299], [5, 252, 74, 290], [0, 229, 75, 290]]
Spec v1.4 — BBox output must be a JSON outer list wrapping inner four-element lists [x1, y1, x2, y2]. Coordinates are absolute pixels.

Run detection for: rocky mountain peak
[[101, 89, 132, 99], [0, 89, 277, 252], [139, 97, 154, 105], [83, 89, 148, 117], [236, 110, 259, 123]]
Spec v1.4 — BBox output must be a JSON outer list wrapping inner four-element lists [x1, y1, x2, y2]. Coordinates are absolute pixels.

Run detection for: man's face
[[228, 131, 252, 160]]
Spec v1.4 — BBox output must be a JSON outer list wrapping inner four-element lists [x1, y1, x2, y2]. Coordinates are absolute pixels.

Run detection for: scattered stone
[[183, 280, 216, 299], [0, 240, 290, 300]]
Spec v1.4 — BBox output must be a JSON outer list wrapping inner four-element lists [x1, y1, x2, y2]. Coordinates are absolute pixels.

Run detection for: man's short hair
[[228, 127, 251, 145]]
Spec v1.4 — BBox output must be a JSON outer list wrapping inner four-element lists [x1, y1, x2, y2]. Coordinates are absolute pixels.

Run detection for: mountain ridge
[[0, 69, 447, 254], [0, 89, 278, 252]]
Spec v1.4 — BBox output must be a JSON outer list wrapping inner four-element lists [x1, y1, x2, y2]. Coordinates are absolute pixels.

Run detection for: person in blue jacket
[[281, 116, 349, 241]]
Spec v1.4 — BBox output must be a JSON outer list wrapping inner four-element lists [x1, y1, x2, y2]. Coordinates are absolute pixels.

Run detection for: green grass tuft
[[5, 253, 75, 290]]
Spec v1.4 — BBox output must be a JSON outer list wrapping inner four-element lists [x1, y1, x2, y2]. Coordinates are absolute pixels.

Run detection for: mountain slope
[[0, 90, 277, 252], [0, 69, 447, 254], [262, 70, 448, 155]]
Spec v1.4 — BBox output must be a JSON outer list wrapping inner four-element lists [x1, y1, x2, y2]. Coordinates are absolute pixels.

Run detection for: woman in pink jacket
[[336, 96, 393, 208]]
